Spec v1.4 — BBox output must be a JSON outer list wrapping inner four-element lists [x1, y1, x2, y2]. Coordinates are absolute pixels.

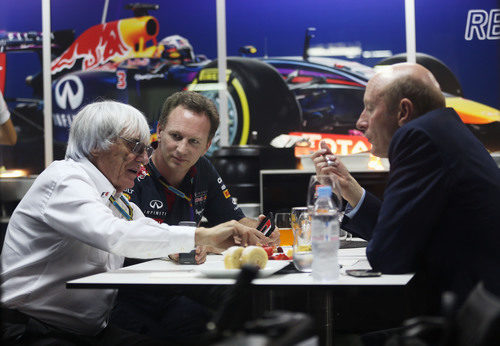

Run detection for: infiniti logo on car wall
[[149, 200, 164, 209], [55, 75, 84, 110]]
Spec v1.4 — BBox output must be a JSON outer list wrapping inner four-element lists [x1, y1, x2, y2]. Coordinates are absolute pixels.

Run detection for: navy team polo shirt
[[124, 156, 245, 228]]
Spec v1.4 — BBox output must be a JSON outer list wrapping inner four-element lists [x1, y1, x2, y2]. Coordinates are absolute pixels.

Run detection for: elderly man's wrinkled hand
[[194, 246, 207, 264], [195, 220, 272, 250]]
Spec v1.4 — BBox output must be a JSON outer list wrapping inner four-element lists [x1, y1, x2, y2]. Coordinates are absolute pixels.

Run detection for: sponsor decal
[[123, 188, 134, 195], [53, 113, 76, 128], [149, 200, 164, 209], [217, 177, 230, 196], [145, 210, 168, 217], [51, 16, 160, 74], [51, 21, 130, 73], [194, 195, 207, 203], [137, 165, 148, 180], [101, 191, 110, 197], [55, 75, 84, 110], [290, 132, 371, 156], [465, 9, 500, 40], [134, 73, 164, 81], [194, 191, 208, 209], [123, 58, 150, 67]]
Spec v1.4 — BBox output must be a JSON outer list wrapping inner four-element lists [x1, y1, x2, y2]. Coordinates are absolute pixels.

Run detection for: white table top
[[67, 247, 414, 289]]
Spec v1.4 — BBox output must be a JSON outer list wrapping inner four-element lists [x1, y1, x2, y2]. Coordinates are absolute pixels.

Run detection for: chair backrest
[[454, 282, 500, 346]]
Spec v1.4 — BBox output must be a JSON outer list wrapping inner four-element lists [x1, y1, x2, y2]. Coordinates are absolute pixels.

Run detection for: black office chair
[[452, 282, 500, 346], [387, 282, 500, 346]]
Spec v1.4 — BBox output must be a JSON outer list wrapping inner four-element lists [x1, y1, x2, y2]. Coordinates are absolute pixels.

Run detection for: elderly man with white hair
[[0, 101, 271, 345]]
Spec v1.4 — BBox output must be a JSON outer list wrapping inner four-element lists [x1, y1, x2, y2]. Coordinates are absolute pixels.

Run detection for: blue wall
[[2, 0, 499, 108]]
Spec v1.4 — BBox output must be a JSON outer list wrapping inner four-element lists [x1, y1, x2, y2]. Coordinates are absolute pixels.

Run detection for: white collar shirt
[[1, 158, 195, 335]]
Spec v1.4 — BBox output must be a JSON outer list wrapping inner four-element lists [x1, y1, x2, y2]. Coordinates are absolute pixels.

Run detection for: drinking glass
[[306, 175, 343, 212], [306, 174, 348, 240], [274, 212, 293, 246], [291, 207, 312, 272]]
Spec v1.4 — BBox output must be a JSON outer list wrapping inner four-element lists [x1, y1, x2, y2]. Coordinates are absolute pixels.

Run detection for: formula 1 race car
[[1, 3, 499, 174]]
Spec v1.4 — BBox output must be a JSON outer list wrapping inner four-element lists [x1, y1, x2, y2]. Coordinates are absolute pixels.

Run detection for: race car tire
[[188, 57, 301, 149], [376, 53, 463, 97]]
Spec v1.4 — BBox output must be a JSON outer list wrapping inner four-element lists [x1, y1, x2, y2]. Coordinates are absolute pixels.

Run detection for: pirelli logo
[[223, 189, 231, 199], [198, 68, 232, 82]]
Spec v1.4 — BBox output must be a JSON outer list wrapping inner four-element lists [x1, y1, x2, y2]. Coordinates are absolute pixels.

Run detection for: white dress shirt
[[1, 158, 195, 335]]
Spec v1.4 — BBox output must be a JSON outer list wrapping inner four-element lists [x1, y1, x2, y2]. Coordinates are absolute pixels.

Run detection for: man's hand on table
[[240, 215, 281, 247], [256, 215, 280, 246], [168, 246, 207, 264], [195, 220, 273, 249]]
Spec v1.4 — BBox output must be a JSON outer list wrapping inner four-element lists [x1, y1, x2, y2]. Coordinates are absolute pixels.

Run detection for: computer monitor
[[260, 169, 388, 215]]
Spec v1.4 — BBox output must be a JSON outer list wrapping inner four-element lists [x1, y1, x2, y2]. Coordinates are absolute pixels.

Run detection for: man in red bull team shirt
[[111, 91, 279, 342]]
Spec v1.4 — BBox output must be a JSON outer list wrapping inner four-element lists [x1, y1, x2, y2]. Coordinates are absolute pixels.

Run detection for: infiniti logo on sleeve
[[149, 200, 164, 209]]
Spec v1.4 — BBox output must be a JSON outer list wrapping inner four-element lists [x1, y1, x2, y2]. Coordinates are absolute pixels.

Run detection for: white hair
[[65, 101, 150, 160]]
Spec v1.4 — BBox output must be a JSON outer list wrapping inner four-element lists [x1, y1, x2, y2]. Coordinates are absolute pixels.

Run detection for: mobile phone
[[257, 212, 275, 237], [178, 249, 196, 264], [346, 269, 382, 277]]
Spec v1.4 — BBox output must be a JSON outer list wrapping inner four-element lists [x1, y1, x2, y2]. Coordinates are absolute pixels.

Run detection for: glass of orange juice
[[274, 213, 293, 246]]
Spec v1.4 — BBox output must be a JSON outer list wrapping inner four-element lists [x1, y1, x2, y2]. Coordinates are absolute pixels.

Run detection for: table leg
[[325, 289, 333, 346]]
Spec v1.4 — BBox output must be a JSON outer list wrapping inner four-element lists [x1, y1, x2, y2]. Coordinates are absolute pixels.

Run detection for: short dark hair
[[384, 76, 446, 117], [159, 91, 220, 141]]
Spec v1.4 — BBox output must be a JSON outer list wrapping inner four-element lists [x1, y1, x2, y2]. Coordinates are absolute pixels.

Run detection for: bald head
[[371, 63, 446, 118], [356, 63, 447, 158]]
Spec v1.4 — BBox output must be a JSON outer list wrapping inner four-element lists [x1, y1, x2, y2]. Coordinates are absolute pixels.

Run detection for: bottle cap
[[317, 185, 332, 197]]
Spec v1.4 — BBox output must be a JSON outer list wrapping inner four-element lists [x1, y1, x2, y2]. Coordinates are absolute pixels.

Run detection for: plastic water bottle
[[311, 185, 340, 281]]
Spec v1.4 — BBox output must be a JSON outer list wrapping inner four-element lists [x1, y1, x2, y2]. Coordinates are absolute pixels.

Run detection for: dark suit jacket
[[343, 108, 500, 312]]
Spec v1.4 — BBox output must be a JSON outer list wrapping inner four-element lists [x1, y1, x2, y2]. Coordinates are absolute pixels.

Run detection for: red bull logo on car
[[51, 21, 129, 73], [51, 16, 161, 74]]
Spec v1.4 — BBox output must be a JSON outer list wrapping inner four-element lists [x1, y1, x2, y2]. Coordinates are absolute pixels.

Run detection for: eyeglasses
[[120, 137, 154, 158]]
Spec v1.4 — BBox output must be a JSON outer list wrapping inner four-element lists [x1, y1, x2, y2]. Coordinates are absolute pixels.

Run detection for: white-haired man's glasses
[[120, 137, 154, 158]]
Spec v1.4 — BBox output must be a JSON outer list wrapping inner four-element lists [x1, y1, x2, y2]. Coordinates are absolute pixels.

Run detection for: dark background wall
[[2, 0, 499, 109]]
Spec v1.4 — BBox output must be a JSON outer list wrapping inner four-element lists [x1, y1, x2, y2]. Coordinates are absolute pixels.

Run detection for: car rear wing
[[0, 30, 73, 53]]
